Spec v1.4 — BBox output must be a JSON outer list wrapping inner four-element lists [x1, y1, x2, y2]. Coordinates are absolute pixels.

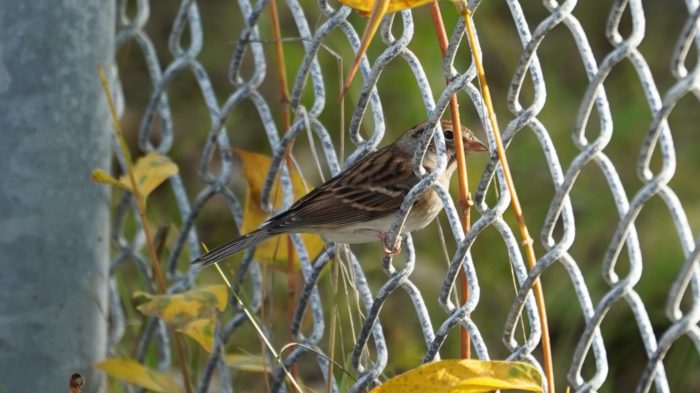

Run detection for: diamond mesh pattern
[[110, 0, 700, 392]]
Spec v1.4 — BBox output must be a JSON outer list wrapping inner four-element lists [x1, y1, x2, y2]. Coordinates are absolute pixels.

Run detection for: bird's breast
[[404, 188, 444, 232]]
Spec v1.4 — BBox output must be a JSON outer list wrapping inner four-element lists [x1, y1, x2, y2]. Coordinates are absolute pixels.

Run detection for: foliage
[[369, 359, 542, 393], [92, 152, 178, 200]]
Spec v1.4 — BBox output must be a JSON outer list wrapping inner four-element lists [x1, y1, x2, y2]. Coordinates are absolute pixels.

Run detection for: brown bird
[[192, 120, 487, 269]]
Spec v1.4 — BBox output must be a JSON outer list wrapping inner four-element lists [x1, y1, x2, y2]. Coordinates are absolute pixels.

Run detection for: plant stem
[[456, 4, 555, 391], [268, 2, 301, 390], [429, 0, 472, 360], [98, 65, 193, 393]]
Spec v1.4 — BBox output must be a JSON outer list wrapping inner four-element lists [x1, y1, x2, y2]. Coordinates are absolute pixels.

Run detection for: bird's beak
[[465, 136, 488, 152]]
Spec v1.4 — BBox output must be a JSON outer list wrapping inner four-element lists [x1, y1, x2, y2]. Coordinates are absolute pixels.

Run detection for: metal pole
[[0, 1, 114, 392]]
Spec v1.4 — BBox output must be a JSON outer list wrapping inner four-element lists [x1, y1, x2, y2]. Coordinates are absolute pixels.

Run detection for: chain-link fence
[[110, 0, 700, 392]]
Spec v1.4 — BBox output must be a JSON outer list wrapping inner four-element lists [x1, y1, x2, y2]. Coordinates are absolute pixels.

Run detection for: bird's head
[[396, 120, 488, 161]]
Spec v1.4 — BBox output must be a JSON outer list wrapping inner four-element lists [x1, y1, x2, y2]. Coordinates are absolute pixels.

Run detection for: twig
[[429, 0, 472, 359], [98, 65, 193, 393], [327, 50, 345, 393], [268, 1, 301, 389], [339, 0, 390, 101], [213, 263, 304, 392], [455, 3, 555, 391]]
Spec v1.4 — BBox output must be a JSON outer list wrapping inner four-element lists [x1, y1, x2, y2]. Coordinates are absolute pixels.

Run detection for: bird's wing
[[265, 147, 419, 233]]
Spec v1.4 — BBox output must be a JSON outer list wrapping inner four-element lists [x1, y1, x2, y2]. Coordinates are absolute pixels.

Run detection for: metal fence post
[[0, 0, 114, 392]]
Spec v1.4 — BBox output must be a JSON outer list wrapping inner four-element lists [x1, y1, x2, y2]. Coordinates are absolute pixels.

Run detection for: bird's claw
[[379, 232, 401, 256]]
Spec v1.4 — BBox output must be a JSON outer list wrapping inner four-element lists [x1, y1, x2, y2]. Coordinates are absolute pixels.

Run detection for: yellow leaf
[[95, 358, 182, 393], [90, 169, 129, 190], [178, 317, 215, 352], [118, 152, 178, 199], [336, 0, 433, 14], [134, 285, 228, 326], [224, 354, 270, 373], [235, 148, 324, 267], [369, 359, 543, 393]]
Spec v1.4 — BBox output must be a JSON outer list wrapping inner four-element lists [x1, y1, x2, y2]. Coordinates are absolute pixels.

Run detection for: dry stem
[[429, 0, 472, 360], [457, 4, 555, 391], [98, 65, 193, 393]]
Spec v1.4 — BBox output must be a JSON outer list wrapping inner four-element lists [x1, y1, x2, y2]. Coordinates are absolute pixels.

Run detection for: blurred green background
[[115, 0, 700, 391]]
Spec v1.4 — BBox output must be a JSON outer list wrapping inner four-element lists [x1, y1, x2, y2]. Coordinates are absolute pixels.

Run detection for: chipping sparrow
[[192, 120, 487, 269]]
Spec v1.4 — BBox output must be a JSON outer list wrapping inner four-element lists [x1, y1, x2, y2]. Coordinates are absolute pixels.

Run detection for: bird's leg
[[378, 232, 401, 256], [351, 228, 402, 256]]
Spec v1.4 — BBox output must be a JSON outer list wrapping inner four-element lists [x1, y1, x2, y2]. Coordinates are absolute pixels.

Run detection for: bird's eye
[[444, 130, 454, 140]]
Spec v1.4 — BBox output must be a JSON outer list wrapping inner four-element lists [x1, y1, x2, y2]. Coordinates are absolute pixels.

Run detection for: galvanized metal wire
[[109, 0, 700, 392]]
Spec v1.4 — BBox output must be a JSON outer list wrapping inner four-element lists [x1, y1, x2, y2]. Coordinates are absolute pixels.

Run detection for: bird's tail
[[191, 227, 270, 270]]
